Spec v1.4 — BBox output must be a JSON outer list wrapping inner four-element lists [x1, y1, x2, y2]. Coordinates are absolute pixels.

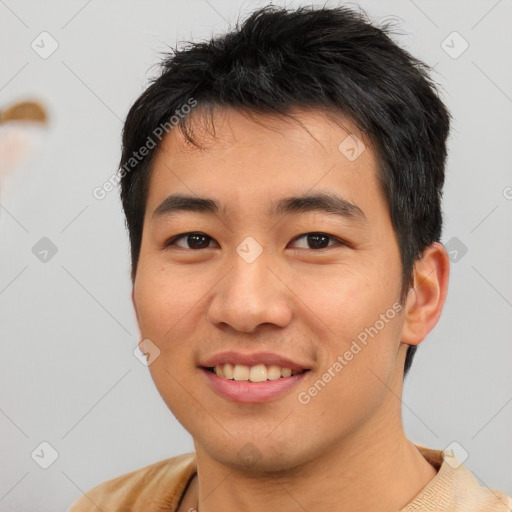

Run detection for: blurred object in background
[[0, 100, 47, 123], [0, 99, 48, 178]]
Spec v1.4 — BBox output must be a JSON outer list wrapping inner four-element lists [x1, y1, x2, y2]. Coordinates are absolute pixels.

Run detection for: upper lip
[[201, 351, 311, 371]]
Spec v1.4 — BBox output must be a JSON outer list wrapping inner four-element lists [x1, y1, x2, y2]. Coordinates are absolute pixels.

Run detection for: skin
[[132, 106, 450, 512]]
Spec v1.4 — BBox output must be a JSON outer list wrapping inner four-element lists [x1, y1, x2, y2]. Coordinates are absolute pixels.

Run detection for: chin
[[195, 434, 319, 475]]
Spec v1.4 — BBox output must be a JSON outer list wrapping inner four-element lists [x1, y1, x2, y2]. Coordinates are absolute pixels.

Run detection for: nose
[[206, 245, 293, 333]]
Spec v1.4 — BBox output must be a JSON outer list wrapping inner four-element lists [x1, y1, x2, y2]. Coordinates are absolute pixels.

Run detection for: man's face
[[132, 107, 409, 471]]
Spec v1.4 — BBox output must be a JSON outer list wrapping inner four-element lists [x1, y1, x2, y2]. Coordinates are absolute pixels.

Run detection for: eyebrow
[[152, 192, 366, 223]]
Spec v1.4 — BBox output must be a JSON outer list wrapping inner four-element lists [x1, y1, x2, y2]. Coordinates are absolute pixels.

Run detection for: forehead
[[145, 106, 384, 221], [158, 106, 373, 163]]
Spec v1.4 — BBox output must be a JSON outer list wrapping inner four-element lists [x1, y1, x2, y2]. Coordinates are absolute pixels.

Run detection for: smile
[[206, 363, 308, 382], [201, 366, 311, 404]]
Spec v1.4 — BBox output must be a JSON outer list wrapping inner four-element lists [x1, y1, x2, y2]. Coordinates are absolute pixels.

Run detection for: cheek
[[293, 259, 403, 382], [134, 263, 201, 340], [133, 266, 207, 423], [294, 260, 396, 336]]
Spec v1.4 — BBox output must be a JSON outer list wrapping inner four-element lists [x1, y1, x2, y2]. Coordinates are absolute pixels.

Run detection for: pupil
[[308, 234, 329, 249], [188, 234, 209, 249]]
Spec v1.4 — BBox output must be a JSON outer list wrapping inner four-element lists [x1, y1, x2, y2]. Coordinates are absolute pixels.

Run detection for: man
[[69, 3, 512, 511]]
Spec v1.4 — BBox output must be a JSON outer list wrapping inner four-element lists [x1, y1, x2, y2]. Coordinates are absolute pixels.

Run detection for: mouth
[[203, 363, 309, 382], [200, 363, 311, 404]]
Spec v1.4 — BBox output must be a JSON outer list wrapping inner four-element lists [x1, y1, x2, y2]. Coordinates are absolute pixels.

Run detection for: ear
[[401, 242, 450, 346], [131, 285, 140, 325]]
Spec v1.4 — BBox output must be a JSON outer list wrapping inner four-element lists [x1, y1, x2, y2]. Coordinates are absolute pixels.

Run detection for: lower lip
[[201, 368, 310, 404]]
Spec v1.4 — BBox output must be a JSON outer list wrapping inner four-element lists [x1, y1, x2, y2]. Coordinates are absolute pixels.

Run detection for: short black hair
[[119, 3, 451, 379]]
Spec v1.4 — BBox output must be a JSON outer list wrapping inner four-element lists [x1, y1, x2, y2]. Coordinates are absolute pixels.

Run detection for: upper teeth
[[213, 363, 302, 382]]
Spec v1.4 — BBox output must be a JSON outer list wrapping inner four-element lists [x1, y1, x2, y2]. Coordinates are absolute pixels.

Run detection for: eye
[[288, 232, 345, 250], [165, 232, 217, 250], [164, 231, 346, 251]]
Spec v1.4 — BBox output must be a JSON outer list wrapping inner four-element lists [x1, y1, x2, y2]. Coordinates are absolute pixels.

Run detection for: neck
[[185, 417, 437, 512]]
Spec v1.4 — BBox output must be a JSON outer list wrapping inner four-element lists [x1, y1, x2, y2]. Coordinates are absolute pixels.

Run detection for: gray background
[[0, 1, 511, 510]]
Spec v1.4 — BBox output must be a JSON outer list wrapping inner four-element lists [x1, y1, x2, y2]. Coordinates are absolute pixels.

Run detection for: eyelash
[[164, 232, 347, 251]]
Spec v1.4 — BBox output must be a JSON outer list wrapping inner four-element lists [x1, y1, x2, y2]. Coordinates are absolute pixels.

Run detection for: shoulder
[[407, 444, 512, 511], [67, 452, 196, 512]]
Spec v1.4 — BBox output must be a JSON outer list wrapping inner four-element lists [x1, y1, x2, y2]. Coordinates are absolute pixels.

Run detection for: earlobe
[[401, 242, 450, 346]]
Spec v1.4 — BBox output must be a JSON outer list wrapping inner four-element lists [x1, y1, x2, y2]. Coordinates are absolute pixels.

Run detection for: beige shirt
[[68, 444, 512, 511]]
